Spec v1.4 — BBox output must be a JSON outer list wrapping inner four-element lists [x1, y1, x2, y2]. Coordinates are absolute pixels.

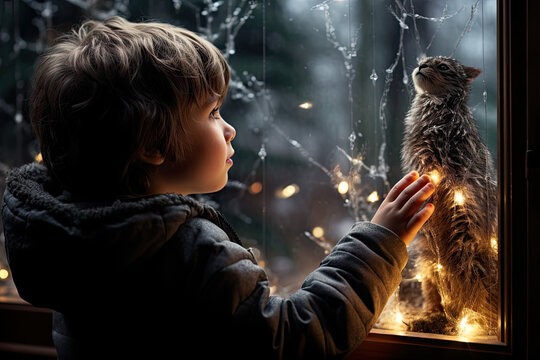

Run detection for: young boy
[[1, 17, 434, 359]]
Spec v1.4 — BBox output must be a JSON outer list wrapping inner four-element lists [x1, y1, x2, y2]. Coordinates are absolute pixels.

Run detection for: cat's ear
[[464, 66, 482, 81]]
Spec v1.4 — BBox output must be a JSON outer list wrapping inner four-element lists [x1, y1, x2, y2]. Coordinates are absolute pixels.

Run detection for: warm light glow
[[248, 182, 263, 194], [415, 274, 422, 282], [491, 237, 498, 252], [0, 268, 8, 280], [367, 191, 380, 203], [454, 190, 465, 206], [276, 184, 299, 198], [428, 169, 441, 185], [395, 311, 404, 324], [436, 263, 443, 272], [459, 315, 470, 333], [457, 310, 484, 339], [298, 102, 313, 109], [35, 152, 42, 163], [337, 181, 349, 194], [312, 226, 325, 238]]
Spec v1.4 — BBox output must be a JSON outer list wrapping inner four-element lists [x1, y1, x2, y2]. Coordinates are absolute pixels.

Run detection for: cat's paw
[[409, 312, 452, 334]]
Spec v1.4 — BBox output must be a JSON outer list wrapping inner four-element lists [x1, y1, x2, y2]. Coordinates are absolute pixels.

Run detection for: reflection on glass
[[0, 0, 498, 345]]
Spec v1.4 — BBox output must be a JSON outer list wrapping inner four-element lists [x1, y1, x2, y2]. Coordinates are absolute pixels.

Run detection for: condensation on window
[[0, 0, 498, 343]]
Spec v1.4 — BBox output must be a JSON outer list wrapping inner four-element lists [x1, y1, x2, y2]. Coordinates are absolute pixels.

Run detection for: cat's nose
[[419, 64, 428, 70]]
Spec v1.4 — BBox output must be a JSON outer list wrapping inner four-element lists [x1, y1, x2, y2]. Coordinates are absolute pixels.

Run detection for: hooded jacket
[[2, 163, 407, 359]]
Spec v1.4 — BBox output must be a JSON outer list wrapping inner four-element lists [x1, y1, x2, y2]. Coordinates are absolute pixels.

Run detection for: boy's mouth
[[226, 151, 235, 165]]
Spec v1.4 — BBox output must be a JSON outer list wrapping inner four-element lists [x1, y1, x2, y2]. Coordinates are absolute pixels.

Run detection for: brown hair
[[30, 16, 230, 198]]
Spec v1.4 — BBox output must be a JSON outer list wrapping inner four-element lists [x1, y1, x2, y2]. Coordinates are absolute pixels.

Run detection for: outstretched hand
[[371, 171, 435, 245]]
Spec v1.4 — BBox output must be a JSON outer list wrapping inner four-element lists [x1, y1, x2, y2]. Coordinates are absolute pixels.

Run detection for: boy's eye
[[210, 108, 220, 119]]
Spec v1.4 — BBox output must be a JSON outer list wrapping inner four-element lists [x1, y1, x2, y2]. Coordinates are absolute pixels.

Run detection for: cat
[[401, 56, 498, 335]]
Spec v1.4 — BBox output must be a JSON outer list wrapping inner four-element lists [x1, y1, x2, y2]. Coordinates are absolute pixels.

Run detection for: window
[[220, 0, 500, 345], [0, 0, 537, 359]]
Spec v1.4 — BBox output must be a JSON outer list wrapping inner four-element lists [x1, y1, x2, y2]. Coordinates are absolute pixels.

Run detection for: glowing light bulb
[[454, 190, 465, 206], [312, 226, 325, 238], [248, 182, 263, 194], [491, 237, 498, 252], [0, 268, 8, 280], [436, 263, 443, 272], [395, 311, 404, 324], [298, 102, 313, 110], [428, 169, 441, 185], [276, 184, 299, 198], [35, 152, 42, 163], [457, 309, 483, 339], [337, 181, 349, 194], [367, 191, 380, 203], [415, 274, 422, 282], [459, 315, 470, 332]]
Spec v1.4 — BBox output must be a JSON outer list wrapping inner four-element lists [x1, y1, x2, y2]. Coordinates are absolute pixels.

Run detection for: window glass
[[0, 0, 498, 343]]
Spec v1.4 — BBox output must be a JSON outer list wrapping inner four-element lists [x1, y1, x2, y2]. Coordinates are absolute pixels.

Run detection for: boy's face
[[147, 97, 236, 195]]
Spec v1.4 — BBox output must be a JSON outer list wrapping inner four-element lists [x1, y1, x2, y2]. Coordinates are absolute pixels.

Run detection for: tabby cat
[[401, 56, 497, 335]]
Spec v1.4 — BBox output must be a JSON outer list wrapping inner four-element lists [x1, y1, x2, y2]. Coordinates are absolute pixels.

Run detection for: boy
[[1, 17, 434, 359]]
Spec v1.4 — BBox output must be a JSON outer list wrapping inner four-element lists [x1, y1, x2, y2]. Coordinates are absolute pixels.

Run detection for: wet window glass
[[0, 0, 498, 344]]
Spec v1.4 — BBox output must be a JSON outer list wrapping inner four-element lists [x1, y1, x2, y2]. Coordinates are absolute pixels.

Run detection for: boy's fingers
[[401, 181, 435, 215], [394, 175, 431, 208], [407, 203, 435, 235], [386, 171, 419, 202]]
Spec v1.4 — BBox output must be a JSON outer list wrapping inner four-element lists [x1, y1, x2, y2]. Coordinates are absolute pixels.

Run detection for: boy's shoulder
[[170, 207, 243, 257]]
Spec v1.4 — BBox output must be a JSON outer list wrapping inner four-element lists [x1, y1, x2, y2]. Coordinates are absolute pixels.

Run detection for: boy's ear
[[464, 66, 482, 81], [140, 150, 165, 166]]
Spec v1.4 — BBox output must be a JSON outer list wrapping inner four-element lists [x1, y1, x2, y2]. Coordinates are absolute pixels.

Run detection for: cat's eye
[[438, 64, 449, 71]]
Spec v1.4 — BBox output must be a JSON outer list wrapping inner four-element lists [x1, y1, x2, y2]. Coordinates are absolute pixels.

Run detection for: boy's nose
[[225, 122, 236, 142]]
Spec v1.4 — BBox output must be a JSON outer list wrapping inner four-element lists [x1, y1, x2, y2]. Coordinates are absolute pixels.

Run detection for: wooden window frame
[[1, 1, 539, 359]]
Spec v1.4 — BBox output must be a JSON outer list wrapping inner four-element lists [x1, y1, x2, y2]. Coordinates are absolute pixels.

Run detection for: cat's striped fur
[[401, 56, 498, 335]]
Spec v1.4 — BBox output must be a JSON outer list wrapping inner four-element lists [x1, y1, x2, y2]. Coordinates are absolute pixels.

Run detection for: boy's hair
[[31, 16, 230, 198]]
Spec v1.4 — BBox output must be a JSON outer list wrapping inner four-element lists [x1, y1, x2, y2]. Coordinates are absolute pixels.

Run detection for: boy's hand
[[371, 171, 435, 245]]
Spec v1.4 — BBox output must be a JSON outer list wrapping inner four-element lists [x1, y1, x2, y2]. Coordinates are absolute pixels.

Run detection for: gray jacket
[[2, 163, 407, 359]]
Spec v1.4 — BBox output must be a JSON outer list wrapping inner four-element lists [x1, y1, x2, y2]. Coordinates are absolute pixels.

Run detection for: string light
[[276, 184, 299, 198], [312, 226, 325, 238], [454, 190, 465, 206], [459, 315, 471, 334], [298, 102, 313, 109], [395, 311, 404, 324], [367, 191, 379, 203], [248, 182, 263, 194], [35, 152, 42, 163], [491, 237, 498, 252], [337, 181, 349, 194], [0, 268, 8, 280], [428, 169, 441, 185], [457, 309, 484, 340]]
